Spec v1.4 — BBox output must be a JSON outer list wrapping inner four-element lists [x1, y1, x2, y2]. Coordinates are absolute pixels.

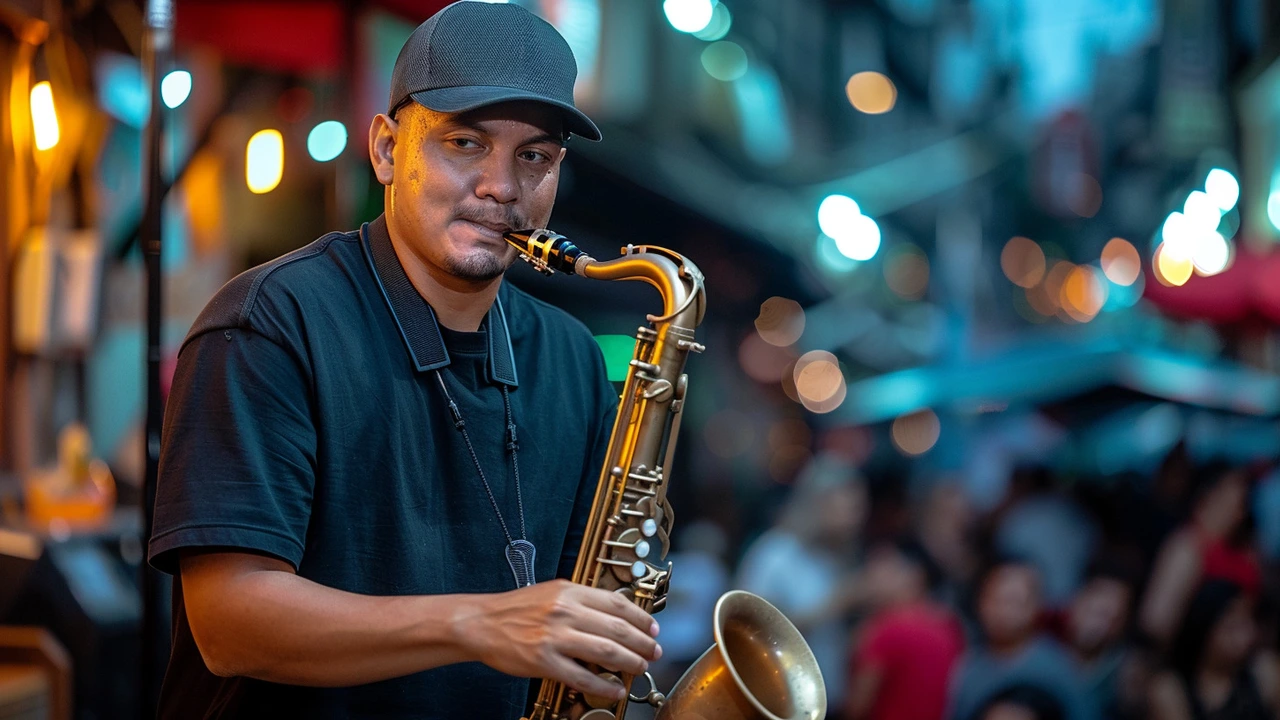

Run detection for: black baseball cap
[[388, 1, 602, 142]]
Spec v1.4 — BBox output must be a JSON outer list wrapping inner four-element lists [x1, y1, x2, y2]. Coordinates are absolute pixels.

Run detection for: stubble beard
[[445, 247, 517, 282]]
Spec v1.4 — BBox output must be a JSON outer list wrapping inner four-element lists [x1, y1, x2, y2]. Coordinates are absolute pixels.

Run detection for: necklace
[[433, 370, 536, 589]]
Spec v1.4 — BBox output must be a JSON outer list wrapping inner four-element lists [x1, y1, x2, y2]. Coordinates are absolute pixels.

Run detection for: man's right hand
[[453, 579, 663, 701]]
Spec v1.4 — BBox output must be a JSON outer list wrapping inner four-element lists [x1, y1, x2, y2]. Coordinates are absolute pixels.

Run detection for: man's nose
[[474, 155, 519, 204]]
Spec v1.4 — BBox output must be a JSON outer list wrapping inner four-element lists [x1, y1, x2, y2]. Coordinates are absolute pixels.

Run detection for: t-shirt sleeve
[[148, 327, 317, 575]]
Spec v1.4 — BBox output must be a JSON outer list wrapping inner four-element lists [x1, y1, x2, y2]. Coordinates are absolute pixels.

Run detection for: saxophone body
[[505, 230, 825, 720]]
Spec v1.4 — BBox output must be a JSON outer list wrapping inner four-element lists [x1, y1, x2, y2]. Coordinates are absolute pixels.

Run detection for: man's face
[[978, 565, 1041, 647], [1067, 577, 1131, 655], [376, 101, 567, 284]]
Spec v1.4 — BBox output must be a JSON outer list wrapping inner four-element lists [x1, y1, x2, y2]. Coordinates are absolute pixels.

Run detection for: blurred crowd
[[651, 444, 1280, 720]]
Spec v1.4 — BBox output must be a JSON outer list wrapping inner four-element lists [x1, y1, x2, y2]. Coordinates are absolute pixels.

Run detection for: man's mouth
[[460, 218, 515, 235]]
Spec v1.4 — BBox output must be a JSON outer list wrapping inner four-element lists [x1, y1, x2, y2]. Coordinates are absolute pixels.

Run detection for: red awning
[[175, 0, 451, 75]]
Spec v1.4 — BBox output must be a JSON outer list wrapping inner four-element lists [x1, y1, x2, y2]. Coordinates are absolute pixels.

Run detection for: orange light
[[845, 72, 897, 114], [1101, 237, 1141, 286], [1060, 266, 1108, 322], [1154, 243, 1193, 286], [1001, 237, 1046, 288], [884, 245, 930, 300]]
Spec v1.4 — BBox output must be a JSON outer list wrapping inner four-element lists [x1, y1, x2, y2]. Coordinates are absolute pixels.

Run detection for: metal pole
[[140, 1, 173, 717]]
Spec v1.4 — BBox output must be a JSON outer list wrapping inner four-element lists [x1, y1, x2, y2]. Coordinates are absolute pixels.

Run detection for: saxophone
[[505, 229, 826, 720]]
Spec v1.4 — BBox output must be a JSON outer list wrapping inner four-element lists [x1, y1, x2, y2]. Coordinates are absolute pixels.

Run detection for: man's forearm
[[190, 567, 478, 687]]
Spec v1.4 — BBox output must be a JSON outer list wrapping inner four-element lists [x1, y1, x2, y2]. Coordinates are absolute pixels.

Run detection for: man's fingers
[[557, 629, 650, 676], [569, 607, 661, 662], [574, 586, 661, 638], [547, 656, 628, 701]]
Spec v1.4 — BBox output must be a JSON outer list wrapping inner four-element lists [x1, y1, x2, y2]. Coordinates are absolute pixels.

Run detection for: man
[[947, 556, 1096, 720], [844, 538, 965, 720], [147, 3, 661, 718]]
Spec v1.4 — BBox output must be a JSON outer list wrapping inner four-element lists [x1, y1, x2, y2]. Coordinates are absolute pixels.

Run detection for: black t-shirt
[[148, 215, 617, 719]]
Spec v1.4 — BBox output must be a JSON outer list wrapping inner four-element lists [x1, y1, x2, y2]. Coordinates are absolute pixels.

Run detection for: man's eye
[[451, 138, 481, 149], [521, 150, 550, 162]]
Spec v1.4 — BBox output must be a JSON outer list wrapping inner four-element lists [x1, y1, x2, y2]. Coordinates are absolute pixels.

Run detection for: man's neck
[[387, 229, 501, 333]]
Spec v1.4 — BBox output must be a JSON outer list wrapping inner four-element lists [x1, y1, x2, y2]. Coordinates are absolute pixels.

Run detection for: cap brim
[[408, 86, 602, 142]]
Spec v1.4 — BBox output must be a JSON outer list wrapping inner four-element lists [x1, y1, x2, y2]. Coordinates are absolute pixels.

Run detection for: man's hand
[[454, 579, 663, 700]]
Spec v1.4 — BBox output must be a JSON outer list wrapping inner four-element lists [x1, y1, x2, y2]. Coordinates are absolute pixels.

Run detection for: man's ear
[[369, 113, 398, 186]]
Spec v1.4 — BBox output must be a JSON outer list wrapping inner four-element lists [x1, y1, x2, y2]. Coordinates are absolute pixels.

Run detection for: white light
[[818, 194, 861, 239], [834, 215, 882, 261], [1269, 191, 1280, 232], [693, 2, 731, 41], [1205, 168, 1240, 211], [161, 70, 191, 109], [1161, 212, 1194, 260], [307, 120, 347, 162], [1183, 191, 1222, 230], [29, 81, 58, 151], [1192, 230, 1230, 276], [664, 0, 714, 33], [246, 129, 284, 194]]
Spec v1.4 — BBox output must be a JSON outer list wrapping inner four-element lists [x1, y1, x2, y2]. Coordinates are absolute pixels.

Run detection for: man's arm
[[181, 551, 662, 699]]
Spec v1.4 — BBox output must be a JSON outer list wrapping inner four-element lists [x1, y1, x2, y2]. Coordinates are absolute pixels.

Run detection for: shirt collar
[[360, 214, 518, 387]]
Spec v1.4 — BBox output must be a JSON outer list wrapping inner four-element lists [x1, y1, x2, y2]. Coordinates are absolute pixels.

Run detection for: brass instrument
[[505, 230, 826, 720]]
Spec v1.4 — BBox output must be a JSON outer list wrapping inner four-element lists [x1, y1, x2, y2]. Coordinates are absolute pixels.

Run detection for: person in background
[[1058, 557, 1143, 719], [844, 537, 965, 720], [916, 482, 980, 607], [735, 453, 868, 708], [994, 465, 1099, 609], [973, 684, 1067, 720], [947, 556, 1096, 720], [1148, 579, 1280, 720], [1140, 464, 1260, 646]]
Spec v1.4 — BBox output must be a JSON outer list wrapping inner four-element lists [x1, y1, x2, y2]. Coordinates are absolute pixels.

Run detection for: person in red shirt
[[845, 538, 966, 720]]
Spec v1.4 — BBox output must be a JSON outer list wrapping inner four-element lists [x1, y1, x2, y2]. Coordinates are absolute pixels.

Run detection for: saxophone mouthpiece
[[505, 229, 591, 276]]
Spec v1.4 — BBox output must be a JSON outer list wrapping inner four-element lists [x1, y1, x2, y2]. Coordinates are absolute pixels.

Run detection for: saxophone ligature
[[505, 229, 826, 720]]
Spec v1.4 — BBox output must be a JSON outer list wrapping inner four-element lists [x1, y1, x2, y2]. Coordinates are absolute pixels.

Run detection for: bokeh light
[[160, 70, 192, 109], [1060, 265, 1108, 322], [818, 194, 881, 261], [1191, 230, 1230, 276], [794, 350, 847, 414], [693, 1, 731, 40], [891, 409, 940, 455], [1160, 212, 1194, 259], [664, 0, 714, 33], [1268, 191, 1280, 232], [884, 244, 930, 300], [246, 129, 284, 194], [1001, 236, 1046, 288], [1100, 237, 1141, 286], [1183, 190, 1222, 230], [1205, 169, 1239, 211], [835, 215, 881, 261], [700, 41, 748, 81], [30, 81, 58, 151], [818, 194, 861, 238], [307, 120, 348, 162], [815, 233, 860, 274], [1154, 243, 1193, 286], [755, 297, 806, 347], [845, 72, 897, 114]]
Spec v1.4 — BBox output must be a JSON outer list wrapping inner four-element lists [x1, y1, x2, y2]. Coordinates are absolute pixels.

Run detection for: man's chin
[[446, 251, 514, 282]]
